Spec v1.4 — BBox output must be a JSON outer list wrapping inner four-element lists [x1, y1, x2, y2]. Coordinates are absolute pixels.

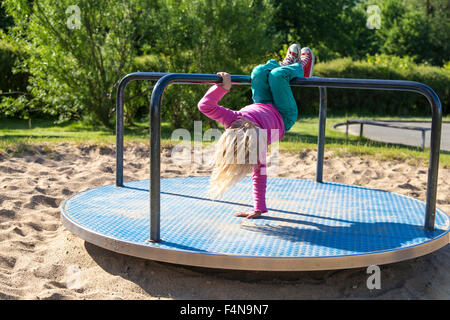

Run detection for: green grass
[[0, 117, 168, 146], [1, 116, 449, 167]]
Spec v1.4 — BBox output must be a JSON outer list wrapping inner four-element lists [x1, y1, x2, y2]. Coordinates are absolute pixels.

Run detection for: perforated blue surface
[[62, 177, 449, 258]]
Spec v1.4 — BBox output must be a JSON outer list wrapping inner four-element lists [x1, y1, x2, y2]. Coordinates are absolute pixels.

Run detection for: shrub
[[0, 39, 26, 92], [131, 53, 256, 130], [127, 0, 279, 130], [2, 0, 279, 129], [0, 38, 31, 119], [294, 56, 450, 117], [131, 54, 449, 126], [2, 0, 144, 126]]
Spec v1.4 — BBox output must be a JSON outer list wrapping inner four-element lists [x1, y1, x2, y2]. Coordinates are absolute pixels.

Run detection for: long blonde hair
[[209, 117, 260, 199]]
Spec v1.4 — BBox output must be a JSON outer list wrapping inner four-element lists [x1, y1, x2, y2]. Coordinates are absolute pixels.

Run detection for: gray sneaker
[[280, 43, 301, 66]]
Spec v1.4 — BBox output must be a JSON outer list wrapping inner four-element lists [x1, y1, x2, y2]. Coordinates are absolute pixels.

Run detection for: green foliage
[[2, 0, 278, 129], [295, 56, 450, 117], [0, 38, 31, 119], [0, 39, 27, 94], [1, 0, 448, 128], [272, 0, 378, 62], [373, 0, 450, 66], [2, 0, 145, 126], [273, 0, 450, 66], [444, 61, 450, 71], [0, 3, 14, 31], [129, 0, 279, 129], [132, 53, 450, 125], [365, 53, 417, 70]]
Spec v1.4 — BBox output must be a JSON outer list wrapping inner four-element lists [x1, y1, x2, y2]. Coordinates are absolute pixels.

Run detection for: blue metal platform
[[61, 177, 450, 271]]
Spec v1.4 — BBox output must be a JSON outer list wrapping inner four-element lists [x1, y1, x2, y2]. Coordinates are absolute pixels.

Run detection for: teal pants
[[251, 59, 303, 132]]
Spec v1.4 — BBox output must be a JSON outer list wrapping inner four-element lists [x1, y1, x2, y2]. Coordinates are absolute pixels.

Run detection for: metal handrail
[[333, 119, 432, 150], [115, 72, 442, 242]]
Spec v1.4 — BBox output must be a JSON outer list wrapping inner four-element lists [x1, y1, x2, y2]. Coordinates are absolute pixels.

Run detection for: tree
[[133, 0, 280, 129], [2, 0, 148, 126], [374, 0, 450, 66], [2, 0, 279, 128], [271, 0, 377, 61], [0, 2, 14, 31]]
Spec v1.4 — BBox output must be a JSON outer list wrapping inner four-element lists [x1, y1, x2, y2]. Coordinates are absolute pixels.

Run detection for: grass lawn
[[1, 116, 449, 167]]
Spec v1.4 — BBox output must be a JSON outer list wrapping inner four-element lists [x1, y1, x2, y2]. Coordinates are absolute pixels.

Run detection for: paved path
[[334, 121, 450, 151]]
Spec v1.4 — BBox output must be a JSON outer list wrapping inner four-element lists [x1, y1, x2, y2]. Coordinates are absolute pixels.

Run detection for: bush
[[131, 54, 449, 126], [374, 0, 450, 66], [2, 0, 144, 126], [0, 39, 27, 94], [0, 38, 32, 119], [2, 0, 279, 128], [131, 53, 256, 130], [294, 55, 450, 117], [127, 0, 279, 130]]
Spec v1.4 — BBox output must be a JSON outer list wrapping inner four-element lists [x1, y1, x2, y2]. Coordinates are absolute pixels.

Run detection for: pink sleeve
[[198, 85, 239, 128], [252, 142, 268, 212], [252, 163, 268, 213]]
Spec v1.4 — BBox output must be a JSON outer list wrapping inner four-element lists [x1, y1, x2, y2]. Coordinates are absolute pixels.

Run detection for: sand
[[0, 142, 449, 300]]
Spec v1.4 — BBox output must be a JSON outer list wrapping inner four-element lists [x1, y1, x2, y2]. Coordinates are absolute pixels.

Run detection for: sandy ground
[[0, 142, 449, 300]]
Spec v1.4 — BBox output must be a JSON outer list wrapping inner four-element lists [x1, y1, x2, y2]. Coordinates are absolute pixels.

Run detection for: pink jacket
[[198, 85, 285, 212]]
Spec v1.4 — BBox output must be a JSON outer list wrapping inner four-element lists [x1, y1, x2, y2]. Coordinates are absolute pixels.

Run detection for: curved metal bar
[[292, 77, 442, 230], [148, 74, 250, 242], [116, 72, 442, 241], [115, 72, 250, 187]]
